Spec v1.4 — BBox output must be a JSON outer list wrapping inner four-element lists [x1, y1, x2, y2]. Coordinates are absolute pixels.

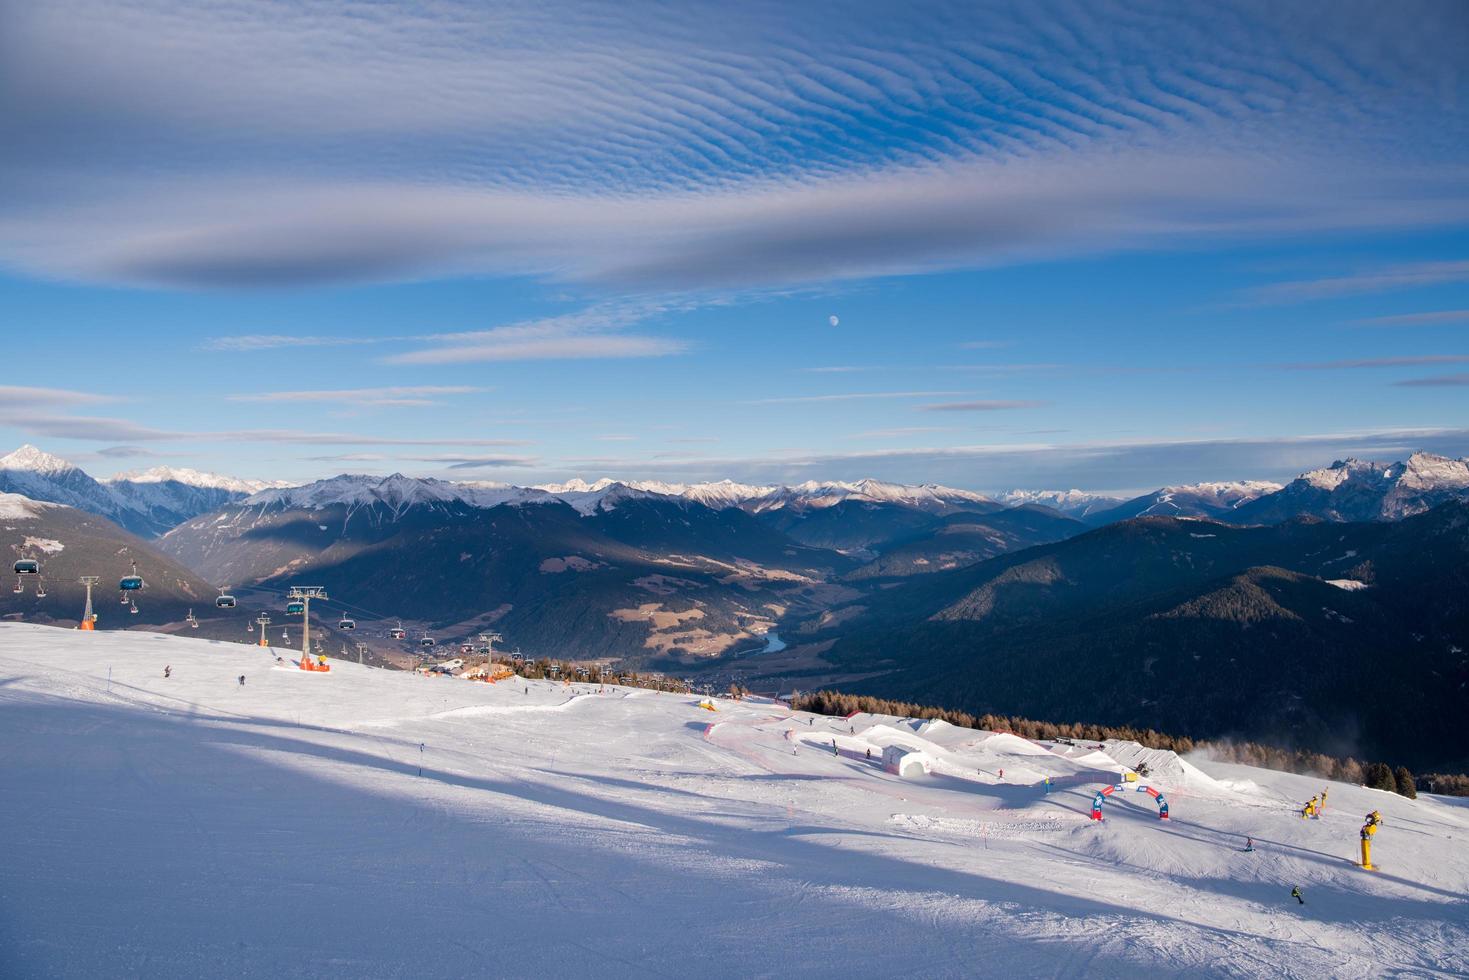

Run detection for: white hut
[[882, 745, 931, 777]]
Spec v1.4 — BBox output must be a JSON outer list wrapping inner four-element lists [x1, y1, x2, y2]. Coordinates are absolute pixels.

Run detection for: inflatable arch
[[1091, 784, 1169, 821]]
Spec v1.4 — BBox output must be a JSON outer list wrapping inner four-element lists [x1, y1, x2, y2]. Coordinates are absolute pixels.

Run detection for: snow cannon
[[1360, 810, 1382, 870]]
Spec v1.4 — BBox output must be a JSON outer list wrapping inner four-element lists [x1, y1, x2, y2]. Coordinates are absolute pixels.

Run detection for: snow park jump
[[1091, 782, 1170, 820]]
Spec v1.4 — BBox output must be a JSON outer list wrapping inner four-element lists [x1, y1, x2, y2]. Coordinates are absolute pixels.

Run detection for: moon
[[828, 314, 839, 327]]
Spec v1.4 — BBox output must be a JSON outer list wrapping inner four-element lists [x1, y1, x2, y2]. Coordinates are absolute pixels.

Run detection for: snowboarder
[[163, 665, 171, 679], [1044, 776, 1052, 794], [238, 674, 245, 686], [1244, 837, 1254, 852], [866, 748, 872, 760], [832, 741, 839, 756], [1290, 886, 1304, 905]]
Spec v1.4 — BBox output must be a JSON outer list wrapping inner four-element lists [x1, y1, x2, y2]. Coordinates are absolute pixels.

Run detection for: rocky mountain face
[[1230, 453, 1469, 524]]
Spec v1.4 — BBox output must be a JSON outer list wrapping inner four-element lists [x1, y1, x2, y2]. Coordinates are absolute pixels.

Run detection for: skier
[[1044, 776, 1052, 794], [1291, 886, 1304, 905], [238, 674, 245, 686], [998, 768, 1004, 780], [1319, 788, 1329, 814], [865, 748, 872, 760], [163, 665, 171, 679]]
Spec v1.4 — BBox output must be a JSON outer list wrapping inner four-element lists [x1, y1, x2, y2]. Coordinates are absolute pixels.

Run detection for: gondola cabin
[[388, 627, 406, 640], [119, 574, 143, 591], [215, 592, 237, 608], [419, 636, 436, 649], [286, 601, 305, 615], [338, 618, 356, 630], [13, 559, 39, 575]]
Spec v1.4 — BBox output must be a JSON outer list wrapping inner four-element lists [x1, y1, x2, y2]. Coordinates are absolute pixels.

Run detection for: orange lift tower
[[77, 576, 99, 630]]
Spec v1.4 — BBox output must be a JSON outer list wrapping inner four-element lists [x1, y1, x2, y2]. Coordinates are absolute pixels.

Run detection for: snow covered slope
[[2, 624, 1466, 978]]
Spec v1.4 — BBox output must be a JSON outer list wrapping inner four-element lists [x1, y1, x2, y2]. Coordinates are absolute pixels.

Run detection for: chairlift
[[35, 579, 46, 599], [186, 609, 198, 629], [11, 577, 22, 594], [281, 629, 289, 641], [215, 587, 237, 609], [247, 619, 254, 633], [13, 559, 39, 575], [128, 599, 139, 616], [119, 560, 144, 592], [338, 617, 356, 631]]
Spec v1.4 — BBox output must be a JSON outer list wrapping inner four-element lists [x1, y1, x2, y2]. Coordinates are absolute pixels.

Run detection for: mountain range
[[0, 445, 286, 537], [6, 442, 1469, 767]]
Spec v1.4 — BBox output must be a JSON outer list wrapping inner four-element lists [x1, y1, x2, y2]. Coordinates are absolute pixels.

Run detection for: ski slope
[[1, 624, 1466, 978]]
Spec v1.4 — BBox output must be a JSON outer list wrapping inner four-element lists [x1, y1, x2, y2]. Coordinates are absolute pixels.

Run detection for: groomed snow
[[1, 623, 1466, 978]]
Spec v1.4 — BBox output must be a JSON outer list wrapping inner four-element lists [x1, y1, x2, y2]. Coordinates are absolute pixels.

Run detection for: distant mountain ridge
[[0, 446, 285, 537]]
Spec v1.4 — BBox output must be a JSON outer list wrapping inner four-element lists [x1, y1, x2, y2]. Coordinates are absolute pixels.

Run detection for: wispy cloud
[[749, 391, 968, 405], [201, 335, 386, 352], [228, 385, 482, 407], [405, 455, 538, 470], [1392, 374, 1469, 387], [1253, 260, 1469, 304], [386, 303, 688, 365], [1, 4, 1463, 291], [844, 426, 956, 439], [1351, 310, 1469, 327], [0, 386, 116, 408], [919, 400, 1049, 412], [800, 366, 874, 374], [1282, 355, 1469, 370], [535, 426, 1469, 492]]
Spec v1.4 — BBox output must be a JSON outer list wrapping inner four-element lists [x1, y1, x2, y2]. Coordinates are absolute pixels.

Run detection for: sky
[[1, 0, 1467, 493]]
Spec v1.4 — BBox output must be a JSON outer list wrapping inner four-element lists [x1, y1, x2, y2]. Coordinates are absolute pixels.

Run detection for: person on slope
[[238, 674, 246, 686], [163, 665, 171, 679], [1291, 886, 1304, 905]]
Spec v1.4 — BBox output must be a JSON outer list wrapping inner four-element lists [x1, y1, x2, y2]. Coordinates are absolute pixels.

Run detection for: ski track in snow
[[0, 623, 1466, 979]]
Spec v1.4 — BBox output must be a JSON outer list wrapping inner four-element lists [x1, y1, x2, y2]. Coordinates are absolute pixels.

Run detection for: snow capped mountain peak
[[0, 444, 79, 476], [996, 489, 1126, 518], [106, 466, 288, 495]]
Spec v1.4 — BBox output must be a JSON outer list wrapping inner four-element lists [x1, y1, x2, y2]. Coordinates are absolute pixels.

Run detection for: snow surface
[[0, 492, 57, 520], [2, 623, 1466, 978]]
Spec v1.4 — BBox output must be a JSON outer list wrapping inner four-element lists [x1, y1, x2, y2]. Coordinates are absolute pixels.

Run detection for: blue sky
[[2, 0, 1467, 492]]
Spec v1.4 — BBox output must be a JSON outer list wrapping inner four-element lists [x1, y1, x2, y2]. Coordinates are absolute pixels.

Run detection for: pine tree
[[1394, 766, 1418, 799]]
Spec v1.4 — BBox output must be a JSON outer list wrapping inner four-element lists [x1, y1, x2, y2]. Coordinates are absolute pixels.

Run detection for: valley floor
[[0, 623, 1466, 978]]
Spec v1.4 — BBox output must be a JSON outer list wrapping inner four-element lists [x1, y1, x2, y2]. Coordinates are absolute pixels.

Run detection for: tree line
[[790, 689, 1457, 798]]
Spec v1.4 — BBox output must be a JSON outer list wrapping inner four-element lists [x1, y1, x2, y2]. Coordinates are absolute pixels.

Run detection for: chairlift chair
[[35, 579, 46, 598], [11, 577, 22, 594]]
